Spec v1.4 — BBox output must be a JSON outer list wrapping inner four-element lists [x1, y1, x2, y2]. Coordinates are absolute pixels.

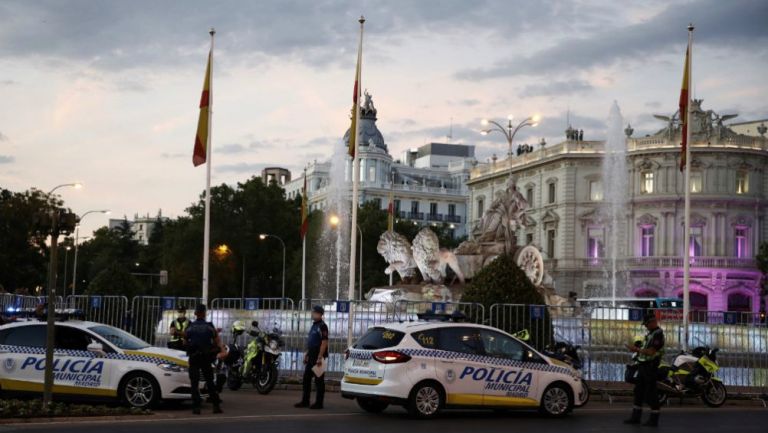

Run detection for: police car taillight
[[372, 350, 411, 364]]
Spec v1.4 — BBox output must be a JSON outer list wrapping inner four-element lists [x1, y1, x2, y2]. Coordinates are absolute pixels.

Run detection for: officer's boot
[[623, 407, 642, 424], [642, 410, 659, 427]]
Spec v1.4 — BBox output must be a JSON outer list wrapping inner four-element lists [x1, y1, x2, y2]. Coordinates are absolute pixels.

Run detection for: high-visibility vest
[[638, 327, 664, 362], [170, 318, 189, 342]]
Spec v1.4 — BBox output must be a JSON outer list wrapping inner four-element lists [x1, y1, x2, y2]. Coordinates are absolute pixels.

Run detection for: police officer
[[624, 312, 664, 427], [295, 305, 328, 410], [186, 304, 224, 415], [168, 306, 189, 351]]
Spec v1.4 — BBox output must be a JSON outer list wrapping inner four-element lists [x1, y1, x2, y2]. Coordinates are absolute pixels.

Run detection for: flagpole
[[202, 27, 215, 305], [348, 16, 365, 348], [389, 170, 394, 287], [682, 23, 694, 351], [302, 167, 307, 301]]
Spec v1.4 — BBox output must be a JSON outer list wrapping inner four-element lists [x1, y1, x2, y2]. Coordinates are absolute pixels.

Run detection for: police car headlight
[[159, 363, 187, 373]]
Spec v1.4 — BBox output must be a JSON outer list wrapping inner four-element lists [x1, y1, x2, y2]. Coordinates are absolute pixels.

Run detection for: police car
[[0, 319, 192, 409], [341, 318, 589, 418]]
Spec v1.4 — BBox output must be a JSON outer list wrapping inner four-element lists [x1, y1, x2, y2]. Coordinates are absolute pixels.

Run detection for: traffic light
[[58, 209, 79, 235]]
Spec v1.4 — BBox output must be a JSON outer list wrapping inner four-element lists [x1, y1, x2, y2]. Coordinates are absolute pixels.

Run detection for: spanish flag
[[678, 46, 690, 172], [348, 28, 363, 158], [193, 49, 212, 167], [300, 174, 309, 239]]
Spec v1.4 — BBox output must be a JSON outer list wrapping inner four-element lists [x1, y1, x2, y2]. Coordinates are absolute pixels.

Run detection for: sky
[[0, 0, 766, 237]]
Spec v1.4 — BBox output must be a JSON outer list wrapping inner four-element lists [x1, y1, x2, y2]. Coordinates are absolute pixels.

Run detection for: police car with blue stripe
[[341, 315, 589, 418], [0, 319, 192, 409]]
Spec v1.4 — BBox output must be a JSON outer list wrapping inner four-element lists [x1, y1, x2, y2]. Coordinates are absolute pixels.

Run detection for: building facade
[[467, 101, 768, 313], [284, 93, 475, 238], [108, 212, 169, 246]]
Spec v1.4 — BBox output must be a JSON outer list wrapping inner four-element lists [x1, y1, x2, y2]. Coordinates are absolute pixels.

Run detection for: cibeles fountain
[[372, 175, 570, 307]]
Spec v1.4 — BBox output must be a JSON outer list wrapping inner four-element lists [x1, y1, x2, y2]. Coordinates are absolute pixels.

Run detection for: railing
[[549, 256, 756, 270], [427, 213, 443, 222], [444, 214, 462, 223]]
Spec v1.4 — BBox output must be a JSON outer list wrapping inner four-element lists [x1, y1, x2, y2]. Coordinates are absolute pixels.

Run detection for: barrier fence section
[[130, 296, 202, 344], [488, 304, 768, 390], [65, 295, 129, 329]]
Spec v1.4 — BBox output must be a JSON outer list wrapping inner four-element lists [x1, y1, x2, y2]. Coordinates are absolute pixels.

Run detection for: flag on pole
[[193, 50, 212, 167], [348, 37, 362, 158], [300, 174, 309, 239], [678, 46, 690, 171], [387, 188, 394, 231]]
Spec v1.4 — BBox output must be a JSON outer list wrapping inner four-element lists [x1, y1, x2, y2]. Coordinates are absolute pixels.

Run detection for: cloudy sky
[[0, 0, 766, 236]]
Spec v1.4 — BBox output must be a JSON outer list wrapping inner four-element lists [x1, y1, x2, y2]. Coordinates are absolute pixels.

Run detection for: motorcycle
[[237, 320, 283, 394], [215, 321, 246, 392], [625, 337, 727, 407], [513, 329, 584, 370]]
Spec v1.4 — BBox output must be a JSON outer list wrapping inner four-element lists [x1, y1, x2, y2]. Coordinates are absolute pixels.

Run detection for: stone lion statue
[[412, 228, 465, 284], [377, 231, 418, 282]]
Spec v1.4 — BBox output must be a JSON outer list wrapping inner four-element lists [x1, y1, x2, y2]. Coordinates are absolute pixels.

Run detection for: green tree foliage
[[86, 264, 144, 299], [0, 188, 58, 293], [461, 253, 553, 348]]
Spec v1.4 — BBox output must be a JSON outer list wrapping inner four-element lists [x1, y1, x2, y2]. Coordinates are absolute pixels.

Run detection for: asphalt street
[[2, 389, 767, 433]]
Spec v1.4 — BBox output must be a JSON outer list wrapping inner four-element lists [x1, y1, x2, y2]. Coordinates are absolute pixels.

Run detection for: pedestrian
[[168, 306, 189, 351], [185, 304, 224, 415], [624, 312, 665, 427], [295, 305, 328, 410]]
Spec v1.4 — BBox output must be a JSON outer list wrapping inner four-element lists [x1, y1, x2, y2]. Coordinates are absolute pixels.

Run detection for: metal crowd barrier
[[130, 296, 202, 343], [65, 295, 129, 328]]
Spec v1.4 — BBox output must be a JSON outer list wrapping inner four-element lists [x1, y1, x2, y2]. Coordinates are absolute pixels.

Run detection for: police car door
[[54, 325, 115, 397], [479, 329, 539, 407], [435, 327, 487, 406], [0, 324, 48, 392]]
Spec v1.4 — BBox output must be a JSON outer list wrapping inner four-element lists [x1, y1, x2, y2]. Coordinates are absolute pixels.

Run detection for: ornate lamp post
[[480, 114, 541, 157]]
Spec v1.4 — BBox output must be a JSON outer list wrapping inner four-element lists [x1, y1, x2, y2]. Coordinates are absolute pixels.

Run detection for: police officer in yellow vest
[[624, 312, 665, 427], [168, 306, 189, 351]]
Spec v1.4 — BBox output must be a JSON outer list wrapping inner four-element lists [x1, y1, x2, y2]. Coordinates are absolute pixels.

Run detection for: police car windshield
[[89, 325, 150, 350]]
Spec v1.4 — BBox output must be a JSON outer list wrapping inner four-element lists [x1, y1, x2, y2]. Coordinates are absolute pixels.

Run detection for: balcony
[[548, 256, 757, 271], [427, 213, 443, 222], [444, 214, 462, 223]]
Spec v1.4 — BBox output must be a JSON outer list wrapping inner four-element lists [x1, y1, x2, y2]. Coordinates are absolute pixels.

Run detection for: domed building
[[284, 92, 476, 238]]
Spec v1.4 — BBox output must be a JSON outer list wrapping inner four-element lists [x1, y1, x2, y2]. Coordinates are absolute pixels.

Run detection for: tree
[[461, 253, 552, 348], [87, 264, 144, 299]]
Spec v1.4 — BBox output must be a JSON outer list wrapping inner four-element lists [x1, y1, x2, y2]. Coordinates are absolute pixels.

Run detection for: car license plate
[[352, 359, 369, 367]]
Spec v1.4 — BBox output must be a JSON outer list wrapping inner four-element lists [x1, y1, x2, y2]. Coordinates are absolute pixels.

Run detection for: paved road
[[2, 389, 767, 433]]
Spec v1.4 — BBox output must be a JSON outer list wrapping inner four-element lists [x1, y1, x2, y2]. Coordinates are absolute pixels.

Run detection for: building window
[[734, 228, 748, 258], [525, 233, 534, 245], [372, 198, 382, 209], [589, 180, 603, 201], [587, 227, 605, 258], [368, 166, 376, 182], [429, 202, 438, 216], [690, 170, 702, 193], [410, 201, 419, 215], [394, 199, 401, 214], [736, 171, 749, 194], [689, 226, 703, 257], [477, 198, 484, 219], [727, 293, 751, 314], [548, 183, 556, 204], [641, 226, 655, 257], [547, 229, 556, 258], [640, 171, 654, 194], [526, 187, 534, 205], [448, 204, 456, 216]]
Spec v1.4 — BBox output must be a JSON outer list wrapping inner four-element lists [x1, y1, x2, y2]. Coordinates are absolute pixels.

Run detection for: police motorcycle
[[235, 320, 283, 394], [625, 336, 727, 407], [214, 321, 247, 392], [513, 329, 584, 370]]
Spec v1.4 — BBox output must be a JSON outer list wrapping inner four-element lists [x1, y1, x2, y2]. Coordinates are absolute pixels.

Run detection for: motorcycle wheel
[[701, 381, 727, 408], [657, 391, 668, 406], [255, 364, 279, 395]]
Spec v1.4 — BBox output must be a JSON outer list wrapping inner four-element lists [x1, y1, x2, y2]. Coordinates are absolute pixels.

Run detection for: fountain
[[603, 102, 629, 305]]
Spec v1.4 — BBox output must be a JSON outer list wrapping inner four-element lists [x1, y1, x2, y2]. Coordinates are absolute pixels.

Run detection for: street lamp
[[328, 214, 364, 300], [47, 182, 83, 195], [480, 114, 541, 157], [72, 209, 110, 297], [259, 234, 286, 300]]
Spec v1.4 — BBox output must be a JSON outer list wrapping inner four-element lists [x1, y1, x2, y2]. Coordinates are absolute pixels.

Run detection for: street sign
[[530, 305, 545, 320], [723, 312, 737, 325], [431, 302, 447, 313], [90, 296, 102, 309], [336, 301, 350, 313], [629, 308, 644, 321], [161, 297, 175, 310], [245, 298, 260, 311]]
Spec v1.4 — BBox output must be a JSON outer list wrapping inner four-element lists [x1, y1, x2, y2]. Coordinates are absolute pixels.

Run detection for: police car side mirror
[[87, 342, 105, 357]]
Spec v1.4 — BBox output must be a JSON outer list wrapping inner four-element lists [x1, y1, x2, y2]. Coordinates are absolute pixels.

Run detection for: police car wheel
[[539, 383, 573, 417], [357, 398, 389, 413], [120, 372, 160, 409], [407, 381, 444, 419]]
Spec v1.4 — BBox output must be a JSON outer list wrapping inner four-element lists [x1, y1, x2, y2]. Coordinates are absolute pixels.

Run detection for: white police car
[[341, 320, 589, 418], [0, 320, 192, 409]]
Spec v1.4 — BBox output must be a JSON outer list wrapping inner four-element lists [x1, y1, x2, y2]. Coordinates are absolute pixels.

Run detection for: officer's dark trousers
[[301, 355, 325, 405], [633, 361, 660, 410], [189, 353, 220, 408]]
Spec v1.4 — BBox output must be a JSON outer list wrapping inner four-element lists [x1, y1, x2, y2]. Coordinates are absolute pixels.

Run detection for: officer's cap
[[176, 305, 186, 313], [311, 305, 324, 315], [642, 311, 657, 325], [194, 304, 207, 314]]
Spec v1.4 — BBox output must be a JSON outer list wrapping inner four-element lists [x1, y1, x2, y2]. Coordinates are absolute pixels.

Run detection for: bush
[[0, 399, 151, 419], [462, 253, 553, 348]]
